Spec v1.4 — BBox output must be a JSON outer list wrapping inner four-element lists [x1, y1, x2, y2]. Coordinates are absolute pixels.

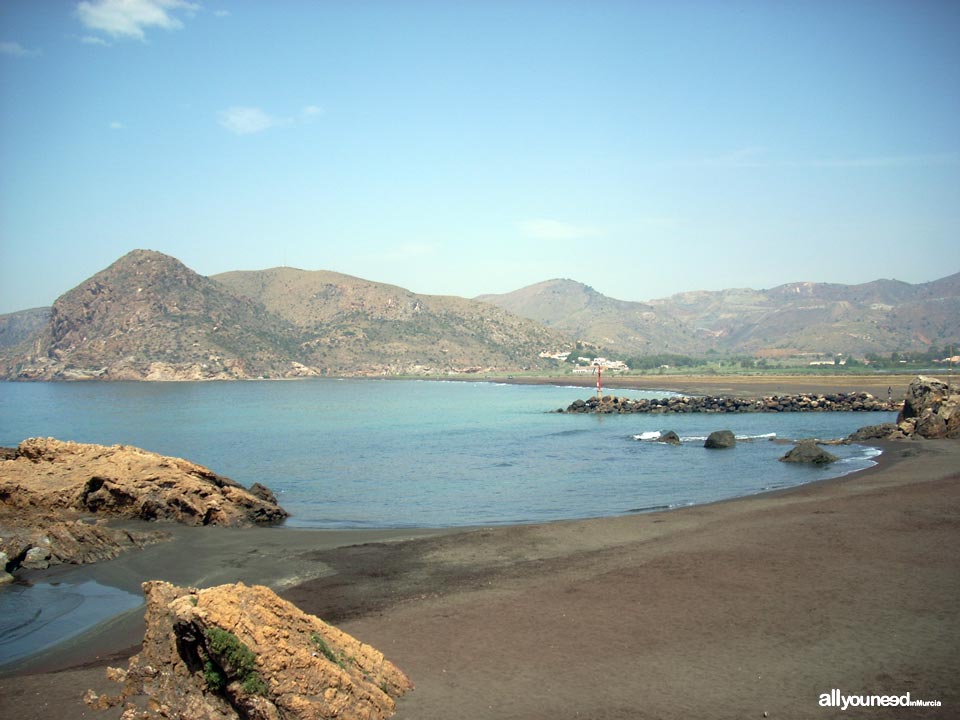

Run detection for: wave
[[633, 431, 777, 442]]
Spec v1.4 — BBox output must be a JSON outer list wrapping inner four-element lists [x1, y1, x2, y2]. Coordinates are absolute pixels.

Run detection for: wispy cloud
[[801, 153, 960, 169], [219, 105, 324, 135], [219, 106, 286, 135], [109, 121, 125, 130], [0, 41, 41, 58], [214, 9, 231, 18], [75, 0, 200, 41], [80, 35, 111, 46], [672, 147, 959, 171], [520, 219, 601, 241]]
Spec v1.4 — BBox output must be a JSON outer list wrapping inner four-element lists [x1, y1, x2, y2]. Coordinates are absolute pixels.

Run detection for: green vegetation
[[311, 632, 353, 669], [203, 626, 269, 696]]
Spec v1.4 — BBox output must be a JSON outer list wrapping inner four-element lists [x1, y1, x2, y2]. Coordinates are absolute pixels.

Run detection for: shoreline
[[0, 437, 890, 677], [3, 438, 958, 718]]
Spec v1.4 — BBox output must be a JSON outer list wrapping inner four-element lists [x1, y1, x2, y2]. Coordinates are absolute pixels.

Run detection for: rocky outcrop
[[561, 392, 898, 414], [0, 511, 167, 573], [2, 438, 287, 526], [704, 430, 736, 449], [896, 375, 960, 439], [86, 580, 412, 720], [0, 438, 287, 574], [779, 440, 839, 464], [846, 376, 960, 441]]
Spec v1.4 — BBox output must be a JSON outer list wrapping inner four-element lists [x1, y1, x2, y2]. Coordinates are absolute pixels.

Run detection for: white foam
[[634, 431, 662, 441]]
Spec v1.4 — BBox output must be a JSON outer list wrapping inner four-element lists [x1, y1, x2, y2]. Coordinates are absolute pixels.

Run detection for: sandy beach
[[1, 376, 957, 719]]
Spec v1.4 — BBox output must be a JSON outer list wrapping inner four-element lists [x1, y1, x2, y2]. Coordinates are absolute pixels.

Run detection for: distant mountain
[[475, 280, 700, 355], [3, 250, 957, 381], [0, 307, 49, 352], [0, 250, 569, 380], [213, 267, 569, 374], [478, 273, 960, 358]]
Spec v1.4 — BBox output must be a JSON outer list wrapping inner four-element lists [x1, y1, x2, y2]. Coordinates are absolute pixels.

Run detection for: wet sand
[[1, 373, 956, 719]]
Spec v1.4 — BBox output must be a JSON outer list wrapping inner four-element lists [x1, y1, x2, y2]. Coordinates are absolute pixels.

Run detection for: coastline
[[1, 437, 957, 718]]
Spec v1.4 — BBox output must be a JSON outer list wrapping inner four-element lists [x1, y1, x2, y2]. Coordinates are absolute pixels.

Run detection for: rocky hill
[[2, 250, 304, 380], [214, 267, 569, 375], [477, 273, 960, 358], [0, 250, 569, 380]]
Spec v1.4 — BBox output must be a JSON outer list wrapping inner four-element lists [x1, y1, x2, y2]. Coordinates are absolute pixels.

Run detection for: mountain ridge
[[1, 250, 957, 380], [0, 250, 570, 380], [477, 272, 960, 358]]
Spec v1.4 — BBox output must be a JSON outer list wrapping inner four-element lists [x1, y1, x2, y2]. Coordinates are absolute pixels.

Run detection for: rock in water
[[658, 430, 682, 445], [779, 440, 839, 465], [704, 430, 736, 449], [87, 581, 412, 720]]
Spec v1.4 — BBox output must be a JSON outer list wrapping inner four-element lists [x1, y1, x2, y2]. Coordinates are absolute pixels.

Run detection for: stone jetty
[[560, 391, 899, 415]]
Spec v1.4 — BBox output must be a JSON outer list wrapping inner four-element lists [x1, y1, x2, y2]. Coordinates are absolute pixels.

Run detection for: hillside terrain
[[477, 273, 960, 358], [214, 267, 568, 374], [1, 250, 957, 380], [0, 250, 568, 380]]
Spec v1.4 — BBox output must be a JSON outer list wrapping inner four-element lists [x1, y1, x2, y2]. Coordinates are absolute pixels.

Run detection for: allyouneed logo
[[819, 689, 942, 710]]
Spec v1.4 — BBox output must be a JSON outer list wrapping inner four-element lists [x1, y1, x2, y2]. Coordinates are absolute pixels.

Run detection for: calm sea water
[[0, 379, 894, 529]]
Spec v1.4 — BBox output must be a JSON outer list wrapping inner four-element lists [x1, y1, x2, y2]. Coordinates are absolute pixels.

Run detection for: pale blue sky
[[1, 0, 958, 314]]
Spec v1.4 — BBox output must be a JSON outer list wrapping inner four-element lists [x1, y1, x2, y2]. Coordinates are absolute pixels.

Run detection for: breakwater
[[560, 392, 900, 414]]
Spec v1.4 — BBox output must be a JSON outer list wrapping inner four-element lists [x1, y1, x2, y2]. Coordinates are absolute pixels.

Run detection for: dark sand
[[1, 377, 957, 719]]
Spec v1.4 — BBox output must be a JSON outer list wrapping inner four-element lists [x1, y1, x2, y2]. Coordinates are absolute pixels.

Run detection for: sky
[[1, 0, 959, 314]]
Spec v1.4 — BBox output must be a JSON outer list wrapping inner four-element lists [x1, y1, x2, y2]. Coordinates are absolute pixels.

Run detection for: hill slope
[[478, 273, 960, 357], [3, 250, 303, 380], [0, 251, 570, 380], [214, 267, 570, 373]]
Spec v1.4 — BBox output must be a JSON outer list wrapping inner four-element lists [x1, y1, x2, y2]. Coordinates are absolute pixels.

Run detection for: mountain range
[[0, 249, 957, 380], [477, 274, 960, 359]]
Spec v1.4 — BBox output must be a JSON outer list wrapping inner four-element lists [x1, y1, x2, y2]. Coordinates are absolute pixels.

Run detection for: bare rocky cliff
[[86, 580, 412, 720]]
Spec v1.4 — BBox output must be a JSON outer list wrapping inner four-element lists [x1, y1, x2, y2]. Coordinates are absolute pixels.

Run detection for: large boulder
[[779, 440, 839, 465], [704, 430, 736, 449], [847, 423, 904, 441], [897, 376, 960, 439], [658, 430, 682, 446], [87, 580, 412, 720]]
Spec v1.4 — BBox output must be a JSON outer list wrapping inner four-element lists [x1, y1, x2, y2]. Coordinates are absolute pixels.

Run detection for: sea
[[0, 378, 896, 666], [0, 378, 894, 529]]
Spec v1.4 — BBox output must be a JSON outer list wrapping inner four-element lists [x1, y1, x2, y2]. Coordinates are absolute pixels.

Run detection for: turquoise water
[[0, 379, 894, 528]]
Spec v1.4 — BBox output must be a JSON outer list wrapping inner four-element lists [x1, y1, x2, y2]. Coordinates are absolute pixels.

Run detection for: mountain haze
[[478, 273, 960, 358]]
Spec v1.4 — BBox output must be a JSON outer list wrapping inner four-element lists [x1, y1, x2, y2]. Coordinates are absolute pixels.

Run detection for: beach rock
[[658, 430, 682, 445], [0, 513, 168, 574], [779, 440, 839, 465], [704, 430, 736, 449], [0, 551, 12, 584], [897, 375, 960, 439], [88, 580, 412, 720], [847, 423, 903, 441], [1, 437, 288, 527]]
